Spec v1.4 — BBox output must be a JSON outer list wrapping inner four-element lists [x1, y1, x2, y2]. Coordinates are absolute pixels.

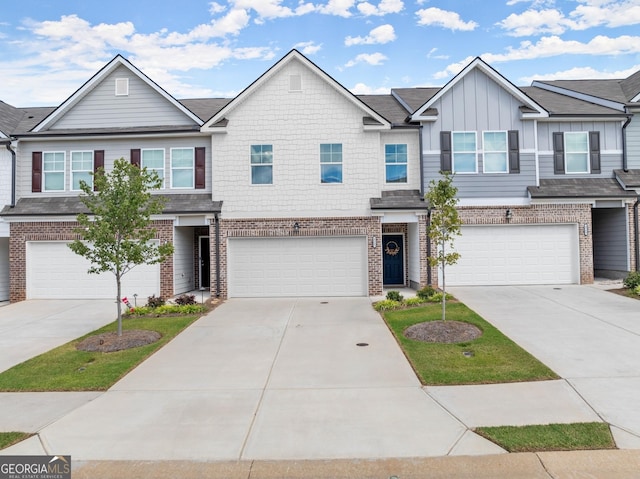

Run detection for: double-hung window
[[251, 144, 273, 185], [43, 152, 65, 191], [171, 148, 194, 188], [452, 132, 477, 173], [71, 151, 94, 190], [385, 144, 408, 183], [320, 143, 342, 183], [564, 132, 589, 174], [482, 132, 508, 173], [142, 149, 165, 187]]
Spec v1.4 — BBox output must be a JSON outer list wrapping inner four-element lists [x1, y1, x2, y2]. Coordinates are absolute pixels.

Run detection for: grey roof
[[391, 88, 440, 113], [521, 87, 624, 116], [0, 101, 24, 137], [621, 70, 640, 101], [370, 189, 427, 210], [614, 169, 640, 189], [178, 98, 232, 123], [357, 95, 416, 125], [0, 194, 222, 217], [527, 178, 638, 199]]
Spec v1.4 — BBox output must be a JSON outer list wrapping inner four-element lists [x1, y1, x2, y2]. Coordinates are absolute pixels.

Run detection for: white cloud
[[208, 2, 226, 14], [318, 0, 356, 17], [519, 64, 640, 83], [344, 52, 388, 67], [416, 7, 478, 31], [356, 0, 404, 16], [345, 24, 396, 45], [350, 82, 391, 94], [426, 47, 449, 60], [497, 9, 570, 36], [294, 41, 323, 55]]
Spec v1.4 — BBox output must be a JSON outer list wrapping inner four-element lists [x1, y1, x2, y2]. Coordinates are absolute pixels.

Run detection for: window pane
[[386, 164, 407, 183], [321, 164, 342, 183], [566, 153, 589, 173], [565, 132, 589, 173], [453, 132, 476, 151], [252, 165, 273, 185], [43, 152, 64, 171], [320, 144, 342, 163], [565, 132, 588, 152], [453, 153, 476, 173], [142, 150, 164, 169], [72, 151, 93, 170], [484, 152, 508, 173], [172, 149, 193, 168], [73, 172, 92, 190], [45, 172, 64, 191], [172, 169, 193, 188], [251, 145, 273, 164]]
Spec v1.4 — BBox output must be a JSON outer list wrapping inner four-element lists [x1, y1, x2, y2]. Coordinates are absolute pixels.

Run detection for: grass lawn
[[0, 314, 200, 392], [382, 302, 558, 385], [0, 432, 32, 450], [475, 423, 616, 452]]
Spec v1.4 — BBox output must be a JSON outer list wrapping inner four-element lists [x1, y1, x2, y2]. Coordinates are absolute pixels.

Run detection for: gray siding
[[50, 66, 196, 130], [539, 152, 623, 179], [537, 121, 623, 152], [592, 208, 629, 272], [173, 226, 194, 294], [626, 115, 640, 169], [16, 136, 212, 198], [423, 152, 536, 198]]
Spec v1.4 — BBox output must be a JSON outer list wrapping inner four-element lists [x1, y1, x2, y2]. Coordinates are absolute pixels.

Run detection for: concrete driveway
[[1, 297, 505, 461], [448, 284, 640, 448], [0, 299, 117, 373]]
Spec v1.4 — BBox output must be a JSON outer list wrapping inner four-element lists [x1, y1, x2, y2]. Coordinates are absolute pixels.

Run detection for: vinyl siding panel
[[537, 121, 623, 152], [16, 136, 211, 198], [539, 152, 622, 179], [592, 208, 629, 272], [626, 115, 640, 169], [173, 226, 194, 294], [50, 66, 196, 130]]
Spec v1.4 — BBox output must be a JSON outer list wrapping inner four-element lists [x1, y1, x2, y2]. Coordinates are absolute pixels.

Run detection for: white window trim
[[452, 131, 478, 174], [170, 147, 195, 189], [564, 131, 590, 174], [384, 143, 409, 184], [141, 148, 166, 189], [250, 145, 274, 186], [319, 143, 343, 185], [43, 151, 66, 192], [482, 131, 509, 174], [70, 150, 94, 191]]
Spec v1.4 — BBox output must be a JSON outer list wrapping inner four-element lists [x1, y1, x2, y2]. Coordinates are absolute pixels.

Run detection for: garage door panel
[[446, 225, 579, 286], [27, 241, 160, 300], [228, 237, 367, 297]]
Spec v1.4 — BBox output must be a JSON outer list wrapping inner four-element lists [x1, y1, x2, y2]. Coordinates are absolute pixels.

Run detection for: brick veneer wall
[[455, 203, 594, 284], [9, 220, 174, 303], [215, 216, 383, 298], [629, 204, 639, 273]]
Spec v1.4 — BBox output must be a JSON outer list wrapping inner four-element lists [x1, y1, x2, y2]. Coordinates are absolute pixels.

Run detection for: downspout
[[3, 141, 16, 207], [622, 115, 632, 172], [214, 212, 221, 297]]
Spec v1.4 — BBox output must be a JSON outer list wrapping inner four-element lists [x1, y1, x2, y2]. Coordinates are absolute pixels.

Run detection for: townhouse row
[[0, 50, 638, 303]]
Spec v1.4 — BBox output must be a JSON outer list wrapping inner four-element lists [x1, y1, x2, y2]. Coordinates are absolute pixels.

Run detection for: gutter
[[1, 140, 16, 207], [622, 115, 632, 172], [214, 212, 221, 298]]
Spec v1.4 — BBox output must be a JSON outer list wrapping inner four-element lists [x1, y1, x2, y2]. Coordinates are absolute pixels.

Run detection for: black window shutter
[[553, 132, 565, 174], [589, 131, 601, 174], [440, 131, 452, 173], [508, 130, 520, 174], [195, 147, 205, 189], [32, 151, 42, 193], [93, 150, 104, 191], [130, 149, 141, 167]]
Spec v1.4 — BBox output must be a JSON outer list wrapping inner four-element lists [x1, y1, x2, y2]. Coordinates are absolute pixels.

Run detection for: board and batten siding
[[538, 152, 623, 179], [592, 208, 629, 273], [17, 136, 211, 198], [626, 114, 640, 169], [50, 65, 197, 130], [211, 57, 396, 217], [537, 121, 623, 152], [173, 226, 195, 294]]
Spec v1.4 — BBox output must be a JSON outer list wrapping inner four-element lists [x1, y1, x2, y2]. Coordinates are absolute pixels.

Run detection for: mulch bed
[[404, 320, 482, 343], [76, 330, 161, 353]]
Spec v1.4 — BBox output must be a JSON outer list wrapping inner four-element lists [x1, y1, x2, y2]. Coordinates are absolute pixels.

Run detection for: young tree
[[425, 172, 462, 321], [69, 158, 174, 336]]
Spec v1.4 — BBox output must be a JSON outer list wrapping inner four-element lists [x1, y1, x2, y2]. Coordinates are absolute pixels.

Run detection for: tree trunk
[[441, 238, 446, 321], [116, 276, 123, 337]]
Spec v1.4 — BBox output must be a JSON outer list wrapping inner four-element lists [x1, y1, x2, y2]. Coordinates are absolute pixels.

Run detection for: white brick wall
[[211, 58, 420, 218]]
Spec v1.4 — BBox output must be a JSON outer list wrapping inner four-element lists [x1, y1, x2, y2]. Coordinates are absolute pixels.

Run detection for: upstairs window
[[251, 145, 273, 185], [71, 151, 94, 190], [43, 152, 65, 191], [142, 149, 165, 187], [565, 132, 589, 174], [385, 144, 408, 183], [171, 148, 194, 188], [452, 132, 477, 173], [320, 143, 343, 184], [482, 132, 508, 173], [553, 131, 600, 175]]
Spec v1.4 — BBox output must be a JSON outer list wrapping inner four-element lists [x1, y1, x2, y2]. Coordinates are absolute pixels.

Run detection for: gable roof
[[0, 101, 25, 138], [33, 55, 203, 132], [521, 86, 626, 117], [201, 49, 391, 131], [411, 57, 548, 121]]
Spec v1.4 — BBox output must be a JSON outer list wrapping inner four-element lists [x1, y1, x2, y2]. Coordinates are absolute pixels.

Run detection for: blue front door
[[383, 234, 404, 285]]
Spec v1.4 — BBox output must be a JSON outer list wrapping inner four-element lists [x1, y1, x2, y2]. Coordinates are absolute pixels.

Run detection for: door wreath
[[385, 241, 400, 256]]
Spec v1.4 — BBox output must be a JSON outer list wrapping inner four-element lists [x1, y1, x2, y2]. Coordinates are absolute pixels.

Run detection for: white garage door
[[445, 225, 579, 286], [228, 236, 368, 297], [26, 241, 160, 299]]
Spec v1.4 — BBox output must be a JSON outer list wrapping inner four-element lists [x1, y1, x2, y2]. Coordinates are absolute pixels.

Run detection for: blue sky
[[1, 0, 640, 106]]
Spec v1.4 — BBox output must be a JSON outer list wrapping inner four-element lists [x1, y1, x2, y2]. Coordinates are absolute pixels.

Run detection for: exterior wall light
[[584, 223, 589, 236], [372, 236, 377, 248], [506, 209, 513, 220], [293, 222, 300, 232]]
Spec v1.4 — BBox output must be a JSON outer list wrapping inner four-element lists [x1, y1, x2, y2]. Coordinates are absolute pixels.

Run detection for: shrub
[[126, 304, 206, 316], [374, 300, 402, 311], [147, 294, 165, 308], [623, 271, 640, 290], [427, 292, 454, 303], [126, 306, 152, 316], [386, 290, 404, 302], [174, 294, 197, 305], [405, 297, 425, 307], [416, 285, 436, 300], [634, 285, 640, 297]]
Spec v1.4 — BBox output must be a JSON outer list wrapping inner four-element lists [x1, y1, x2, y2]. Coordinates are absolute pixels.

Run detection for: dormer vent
[[289, 74, 302, 92], [115, 78, 129, 96]]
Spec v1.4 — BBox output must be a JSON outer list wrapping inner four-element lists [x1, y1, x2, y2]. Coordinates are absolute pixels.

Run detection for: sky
[[1, 0, 640, 107]]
